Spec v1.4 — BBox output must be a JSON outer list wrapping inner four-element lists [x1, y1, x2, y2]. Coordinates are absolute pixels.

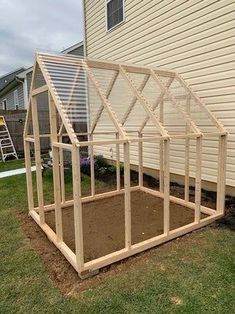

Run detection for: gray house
[[0, 41, 84, 111], [0, 68, 26, 110]]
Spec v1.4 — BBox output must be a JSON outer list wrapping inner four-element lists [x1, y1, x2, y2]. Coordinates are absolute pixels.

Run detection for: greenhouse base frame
[[24, 53, 228, 279]]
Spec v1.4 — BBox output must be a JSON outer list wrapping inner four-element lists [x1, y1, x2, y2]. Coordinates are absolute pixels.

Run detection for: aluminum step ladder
[[0, 116, 18, 162]]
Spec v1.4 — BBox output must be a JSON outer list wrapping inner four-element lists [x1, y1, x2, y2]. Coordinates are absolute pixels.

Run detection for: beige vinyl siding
[[84, 0, 235, 188]]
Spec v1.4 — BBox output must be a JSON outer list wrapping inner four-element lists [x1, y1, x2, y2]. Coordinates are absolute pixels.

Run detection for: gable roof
[[27, 52, 226, 146], [61, 41, 84, 54], [0, 67, 25, 91]]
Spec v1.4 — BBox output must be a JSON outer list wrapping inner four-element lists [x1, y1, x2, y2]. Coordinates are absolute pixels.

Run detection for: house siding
[[84, 0, 235, 189], [67, 45, 84, 56], [0, 83, 25, 110]]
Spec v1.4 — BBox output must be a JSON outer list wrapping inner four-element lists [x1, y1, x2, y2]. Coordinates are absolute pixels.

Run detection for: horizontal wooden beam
[[78, 138, 128, 147], [32, 85, 48, 96], [24, 137, 35, 143], [86, 58, 175, 77], [52, 142, 73, 150]]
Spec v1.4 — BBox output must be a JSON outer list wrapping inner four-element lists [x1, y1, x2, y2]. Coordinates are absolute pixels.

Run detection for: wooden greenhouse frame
[[24, 53, 228, 279]]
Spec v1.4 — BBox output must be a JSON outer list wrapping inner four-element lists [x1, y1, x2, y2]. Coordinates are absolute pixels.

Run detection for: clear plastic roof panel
[[35, 52, 225, 142]]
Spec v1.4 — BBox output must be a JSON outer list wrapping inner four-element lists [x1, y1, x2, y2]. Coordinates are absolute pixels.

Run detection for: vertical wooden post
[[217, 135, 227, 214], [49, 94, 63, 241], [116, 133, 121, 191], [195, 136, 202, 223], [89, 134, 95, 197], [59, 134, 65, 204], [159, 100, 164, 193], [163, 139, 170, 235], [138, 131, 143, 187], [185, 96, 191, 202], [24, 140, 34, 211], [124, 142, 131, 249], [31, 96, 45, 224], [72, 144, 84, 272]]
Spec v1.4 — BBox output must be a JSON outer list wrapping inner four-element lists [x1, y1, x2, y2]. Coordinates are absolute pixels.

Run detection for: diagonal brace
[[139, 76, 175, 132], [90, 70, 119, 134], [150, 70, 201, 135], [83, 61, 127, 139], [119, 65, 169, 138]]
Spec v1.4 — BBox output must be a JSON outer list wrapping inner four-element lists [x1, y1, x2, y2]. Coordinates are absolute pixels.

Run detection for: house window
[[13, 89, 19, 110], [2, 99, 7, 110], [106, 0, 125, 31]]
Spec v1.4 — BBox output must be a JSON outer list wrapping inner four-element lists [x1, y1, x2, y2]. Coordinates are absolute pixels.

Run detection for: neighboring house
[[83, 0, 235, 193], [0, 41, 84, 111], [0, 68, 26, 110]]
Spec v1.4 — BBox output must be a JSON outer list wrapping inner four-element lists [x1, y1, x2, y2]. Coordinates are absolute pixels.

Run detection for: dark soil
[[16, 174, 235, 295], [44, 190, 206, 262]]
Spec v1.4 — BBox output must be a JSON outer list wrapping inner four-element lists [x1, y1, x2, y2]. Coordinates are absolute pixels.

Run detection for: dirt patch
[[17, 208, 204, 296], [16, 184, 234, 296], [45, 190, 206, 262]]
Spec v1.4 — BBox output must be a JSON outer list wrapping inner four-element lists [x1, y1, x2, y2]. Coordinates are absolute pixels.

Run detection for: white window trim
[[2, 99, 7, 110], [13, 89, 19, 110], [105, 0, 125, 33]]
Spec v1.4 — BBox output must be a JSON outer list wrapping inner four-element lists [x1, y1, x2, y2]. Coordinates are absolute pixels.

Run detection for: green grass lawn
[[0, 159, 26, 172], [0, 161, 235, 313]]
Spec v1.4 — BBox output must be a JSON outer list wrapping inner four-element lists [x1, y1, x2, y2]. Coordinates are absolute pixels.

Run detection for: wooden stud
[[216, 135, 227, 214], [159, 100, 164, 193], [195, 136, 202, 223], [72, 145, 84, 272], [89, 133, 95, 197], [163, 139, 170, 235], [59, 134, 65, 204], [138, 132, 143, 187], [185, 96, 191, 202], [49, 93, 63, 241], [24, 140, 34, 211], [116, 133, 121, 191], [124, 142, 131, 249], [31, 96, 45, 224]]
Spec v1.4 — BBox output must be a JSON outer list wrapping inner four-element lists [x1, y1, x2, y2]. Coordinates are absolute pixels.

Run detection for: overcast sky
[[0, 0, 83, 76]]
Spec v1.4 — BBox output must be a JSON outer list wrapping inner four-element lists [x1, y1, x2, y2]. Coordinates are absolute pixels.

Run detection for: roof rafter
[[150, 70, 202, 135], [82, 60, 128, 140], [121, 74, 150, 125], [139, 76, 175, 132], [36, 55, 79, 144], [90, 70, 119, 134], [119, 65, 169, 138]]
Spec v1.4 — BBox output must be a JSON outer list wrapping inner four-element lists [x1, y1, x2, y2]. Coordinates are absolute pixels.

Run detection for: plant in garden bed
[[80, 155, 124, 184]]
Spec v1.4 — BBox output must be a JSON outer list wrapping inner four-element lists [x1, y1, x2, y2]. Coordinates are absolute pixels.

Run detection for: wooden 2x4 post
[[31, 95, 45, 224], [124, 142, 131, 250], [72, 144, 84, 273], [49, 93, 63, 242]]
